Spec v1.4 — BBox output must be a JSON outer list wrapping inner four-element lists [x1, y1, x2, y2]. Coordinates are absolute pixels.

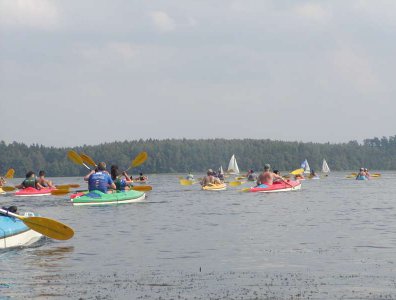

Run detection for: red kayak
[[15, 187, 55, 197], [249, 180, 301, 193]]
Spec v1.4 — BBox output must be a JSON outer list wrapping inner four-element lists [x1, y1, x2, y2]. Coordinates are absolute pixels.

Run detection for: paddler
[[201, 169, 221, 187], [247, 169, 258, 181], [37, 170, 55, 188], [84, 162, 116, 193], [356, 168, 367, 180], [256, 164, 283, 186], [15, 171, 45, 190], [364, 168, 371, 179], [110, 165, 133, 191], [136, 172, 148, 182], [216, 168, 225, 182], [186, 172, 194, 180]]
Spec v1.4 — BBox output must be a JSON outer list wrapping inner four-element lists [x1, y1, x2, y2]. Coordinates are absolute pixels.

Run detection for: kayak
[[71, 190, 146, 206], [249, 180, 301, 193], [15, 187, 55, 197], [0, 213, 42, 248], [202, 183, 227, 191]]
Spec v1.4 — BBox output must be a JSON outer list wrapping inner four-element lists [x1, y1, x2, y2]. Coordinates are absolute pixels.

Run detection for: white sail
[[301, 159, 310, 174], [322, 159, 330, 173], [227, 154, 240, 174]]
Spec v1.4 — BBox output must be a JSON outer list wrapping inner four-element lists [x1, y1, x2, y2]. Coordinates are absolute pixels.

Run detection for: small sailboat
[[219, 165, 224, 175], [322, 159, 330, 173], [227, 154, 240, 175], [300, 159, 310, 174]]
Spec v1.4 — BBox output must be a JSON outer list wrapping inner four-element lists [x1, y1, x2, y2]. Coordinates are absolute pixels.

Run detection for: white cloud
[[149, 11, 176, 32], [294, 3, 330, 22], [0, 0, 58, 29]]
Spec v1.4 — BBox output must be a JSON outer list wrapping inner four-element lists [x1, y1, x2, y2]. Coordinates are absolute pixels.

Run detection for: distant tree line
[[0, 136, 395, 177]]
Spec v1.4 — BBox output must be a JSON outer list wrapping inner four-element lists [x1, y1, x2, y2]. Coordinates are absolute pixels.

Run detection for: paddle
[[4, 168, 15, 179], [80, 153, 97, 168], [180, 179, 194, 186], [51, 185, 152, 195], [2, 186, 16, 192], [290, 168, 304, 175], [124, 152, 148, 172], [229, 181, 243, 187], [56, 184, 80, 189], [67, 150, 90, 170], [0, 208, 74, 240]]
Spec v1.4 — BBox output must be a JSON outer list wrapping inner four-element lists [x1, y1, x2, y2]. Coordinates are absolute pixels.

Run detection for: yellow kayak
[[0, 188, 5, 195], [202, 183, 227, 191]]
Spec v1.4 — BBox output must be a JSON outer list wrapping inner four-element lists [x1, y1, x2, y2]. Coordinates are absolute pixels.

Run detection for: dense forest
[[0, 136, 395, 177]]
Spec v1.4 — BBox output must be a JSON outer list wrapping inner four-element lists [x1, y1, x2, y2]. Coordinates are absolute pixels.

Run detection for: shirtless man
[[256, 164, 283, 186], [201, 169, 221, 187]]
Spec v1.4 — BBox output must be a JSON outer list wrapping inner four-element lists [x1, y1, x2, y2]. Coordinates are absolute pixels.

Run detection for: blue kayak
[[0, 214, 42, 249]]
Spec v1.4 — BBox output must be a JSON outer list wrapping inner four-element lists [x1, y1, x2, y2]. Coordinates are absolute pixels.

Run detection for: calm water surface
[[1, 172, 396, 299]]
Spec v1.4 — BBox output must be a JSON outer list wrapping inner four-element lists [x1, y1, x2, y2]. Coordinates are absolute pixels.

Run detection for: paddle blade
[[67, 150, 83, 166], [132, 185, 152, 192], [55, 185, 71, 190], [2, 186, 16, 192], [4, 169, 15, 179], [131, 152, 148, 168], [68, 184, 80, 188], [80, 153, 97, 167], [240, 188, 251, 192], [22, 216, 74, 240], [229, 181, 242, 187], [51, 189, 71, 196], [351, 173, 357, 176], [180, 179, 194, 186], [290, 168, 304, 175]]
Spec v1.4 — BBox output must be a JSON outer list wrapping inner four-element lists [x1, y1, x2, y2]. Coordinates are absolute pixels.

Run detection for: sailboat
[[301, 159, 310, 174], [227, 154, 240, 175], [322, 159, 330, 173], [219, 165, 224, 174]]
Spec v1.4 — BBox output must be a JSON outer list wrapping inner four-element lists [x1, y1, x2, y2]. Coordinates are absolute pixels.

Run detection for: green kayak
[[71, 190, 146, 206]]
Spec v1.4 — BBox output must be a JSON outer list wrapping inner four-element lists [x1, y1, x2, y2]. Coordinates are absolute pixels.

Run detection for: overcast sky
[[1, 0, 395, 147]]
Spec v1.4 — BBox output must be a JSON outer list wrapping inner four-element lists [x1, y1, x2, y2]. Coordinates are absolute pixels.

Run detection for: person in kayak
[[309, 169, 318, 179], [364, 168, 371, 179], [136, 172, 148, 182], [110, 165, 133, 191], [84, 162, 116, 193], [256, 164, 283, 186], [186, 172, 194, 180], [247, 170, 257, 181], [356, 168, 367, 180], [15, 171, 45, 190], [273, 170, 283, 183], [201, 169, 221, 187], [37, 170, 55, 188]]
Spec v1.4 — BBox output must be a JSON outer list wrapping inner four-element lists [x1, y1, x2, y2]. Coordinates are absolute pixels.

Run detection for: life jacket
[[114, 178, 126, 191], [23, 178, 36, 188]]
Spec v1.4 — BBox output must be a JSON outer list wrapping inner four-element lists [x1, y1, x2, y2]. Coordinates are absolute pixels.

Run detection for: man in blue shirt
[[84, 162, 116, 193]]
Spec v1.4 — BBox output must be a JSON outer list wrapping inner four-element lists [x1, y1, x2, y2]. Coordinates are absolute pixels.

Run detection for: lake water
[[1, 172, 396, 299]]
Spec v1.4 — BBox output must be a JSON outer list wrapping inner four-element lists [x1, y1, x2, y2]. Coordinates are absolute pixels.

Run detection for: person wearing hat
[[247, 169, 258, 181], [201, 168, 221, 187], [84, 162, 116, 193], [256, 164, 283, 186]]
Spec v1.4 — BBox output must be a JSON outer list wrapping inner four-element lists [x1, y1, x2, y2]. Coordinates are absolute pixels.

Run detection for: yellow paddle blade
[[51, 189, 71, 196], [290, 168, 304, 175], [131, 152, 148, 168], [240, 187, 251, 192], [351, 173, 357, 176], [4, 169, 15, 179], [229, 181, 243, 187], [2, 186, 16, 192], [180, 179, 194, 186], [67, 150, 83, 165], [132, 185, 152, 192], [68, 184, 80, 188], [371, 174, 381, 177], [80, 153, 97, 167], [21, 216, 74, 240], [345, 175, 354, 179], [55, 185, 71, 190], [235, 176, 246, 180]]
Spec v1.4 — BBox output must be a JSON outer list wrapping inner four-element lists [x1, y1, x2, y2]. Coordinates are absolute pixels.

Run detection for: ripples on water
[[1, 173, 396, 299]]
